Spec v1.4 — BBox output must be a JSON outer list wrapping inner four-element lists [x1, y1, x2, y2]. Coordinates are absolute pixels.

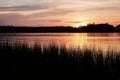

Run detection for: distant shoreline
[[0, 30, 120, 33], [0, 23, 120, 33]]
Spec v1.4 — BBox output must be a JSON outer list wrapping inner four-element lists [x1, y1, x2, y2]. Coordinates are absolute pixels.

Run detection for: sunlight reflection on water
[[0, 33, 120, 53]]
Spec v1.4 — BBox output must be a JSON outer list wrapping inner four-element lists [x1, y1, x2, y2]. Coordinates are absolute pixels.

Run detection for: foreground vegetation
[[0, 42, 120, 79]]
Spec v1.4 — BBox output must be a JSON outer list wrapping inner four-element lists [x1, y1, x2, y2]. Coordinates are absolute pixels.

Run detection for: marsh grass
[[0, 42, 120, 79]]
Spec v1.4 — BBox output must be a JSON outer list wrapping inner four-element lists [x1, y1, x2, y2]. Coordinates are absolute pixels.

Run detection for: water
[[0, 33, 120, 52]]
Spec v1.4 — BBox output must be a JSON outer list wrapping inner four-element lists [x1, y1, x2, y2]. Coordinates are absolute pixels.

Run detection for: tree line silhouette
[[0, 23, 120, 33]]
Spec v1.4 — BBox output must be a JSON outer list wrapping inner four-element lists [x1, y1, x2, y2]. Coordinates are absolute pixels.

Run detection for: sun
[[75, 22, 87, 28]]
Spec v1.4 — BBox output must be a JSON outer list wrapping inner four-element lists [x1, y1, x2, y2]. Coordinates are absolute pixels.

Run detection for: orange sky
[[0, 0, 120, 27]]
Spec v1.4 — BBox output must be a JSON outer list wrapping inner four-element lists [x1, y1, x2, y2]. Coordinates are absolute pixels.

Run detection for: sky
[[0, 0, 120, 27]]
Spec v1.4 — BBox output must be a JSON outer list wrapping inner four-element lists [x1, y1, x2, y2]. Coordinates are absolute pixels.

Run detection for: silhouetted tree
[[116, 24, 120, 31], [0, 23, 119, 33]]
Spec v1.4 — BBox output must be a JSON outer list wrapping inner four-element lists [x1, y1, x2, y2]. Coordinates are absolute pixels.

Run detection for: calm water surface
[[0, 33, 120, 52]]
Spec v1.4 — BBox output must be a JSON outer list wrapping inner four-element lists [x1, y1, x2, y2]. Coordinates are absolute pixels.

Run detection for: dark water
[[0, 33, 120, 53]]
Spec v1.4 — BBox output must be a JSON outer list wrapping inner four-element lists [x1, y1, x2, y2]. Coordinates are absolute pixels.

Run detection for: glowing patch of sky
[[0, 0, 119, 26]]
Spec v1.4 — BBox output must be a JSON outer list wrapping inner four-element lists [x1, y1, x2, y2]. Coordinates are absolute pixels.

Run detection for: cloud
[[29, 8, 76, 18], [85, 6, 120, 12], [67, 21, 81, 23], [0, 13, 25, 25], [0, 0, 59, 11], [0, 13, 62, 25], [45, 20, 62, 22], [0, 5, 54, 11], [0, 0, 119, 26]]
